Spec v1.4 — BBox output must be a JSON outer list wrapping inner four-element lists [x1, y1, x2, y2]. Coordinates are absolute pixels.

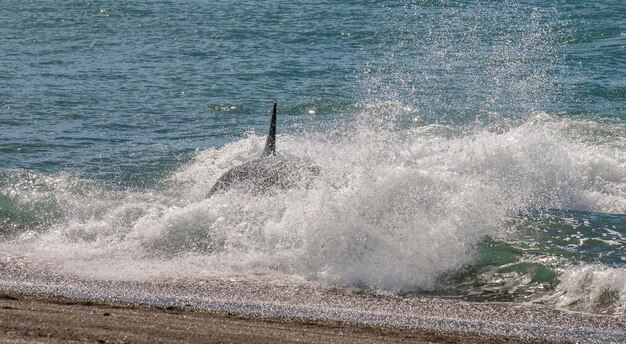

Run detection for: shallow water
[[1, 0, 625, 317]]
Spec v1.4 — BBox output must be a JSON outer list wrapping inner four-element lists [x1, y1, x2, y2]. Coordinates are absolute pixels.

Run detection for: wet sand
[[0, 291, 560, 344], [1, 266, 624, 344]]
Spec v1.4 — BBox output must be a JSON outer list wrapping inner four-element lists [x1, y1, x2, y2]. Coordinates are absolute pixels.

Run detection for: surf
[[1, 112, 624, 315]]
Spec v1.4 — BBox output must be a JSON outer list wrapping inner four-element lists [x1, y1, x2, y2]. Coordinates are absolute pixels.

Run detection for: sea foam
[[556, 265, 626, 314], [1, 112, 624, 300]]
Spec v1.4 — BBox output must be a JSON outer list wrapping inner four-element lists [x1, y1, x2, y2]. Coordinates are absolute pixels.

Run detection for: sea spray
[[0, 0, 624, 316], [2, 114, 623, 309], [555, 265, 626, 314]]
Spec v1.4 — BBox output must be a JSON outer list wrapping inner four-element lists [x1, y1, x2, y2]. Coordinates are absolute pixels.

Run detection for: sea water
[[1, 1, 624, 316]]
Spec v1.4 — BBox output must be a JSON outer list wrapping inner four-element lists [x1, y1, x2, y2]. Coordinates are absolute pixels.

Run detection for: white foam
[[555, 265, 626, 314], [1, 112, 624, 294]]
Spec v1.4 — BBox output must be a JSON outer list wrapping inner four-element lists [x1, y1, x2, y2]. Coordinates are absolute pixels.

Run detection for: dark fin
[[261, 102, 277, 157]]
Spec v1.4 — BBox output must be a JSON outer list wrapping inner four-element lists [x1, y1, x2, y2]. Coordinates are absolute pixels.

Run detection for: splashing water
[[1, 111, 624, 314], [1, 0, 624, 318]]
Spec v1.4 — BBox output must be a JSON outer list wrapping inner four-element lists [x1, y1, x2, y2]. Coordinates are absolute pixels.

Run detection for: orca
[[207, 102, 319, 197]]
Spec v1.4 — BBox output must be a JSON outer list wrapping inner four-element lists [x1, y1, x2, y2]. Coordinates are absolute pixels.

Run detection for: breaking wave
[[1, 112, 623, 304]]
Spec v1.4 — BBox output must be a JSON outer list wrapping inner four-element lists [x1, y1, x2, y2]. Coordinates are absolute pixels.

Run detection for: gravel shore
[[1, 292, 563, 344], [1, 269, 624, 344]]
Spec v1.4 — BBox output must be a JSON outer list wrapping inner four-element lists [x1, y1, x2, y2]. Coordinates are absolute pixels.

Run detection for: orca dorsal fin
[[261, 102, 277, 157]]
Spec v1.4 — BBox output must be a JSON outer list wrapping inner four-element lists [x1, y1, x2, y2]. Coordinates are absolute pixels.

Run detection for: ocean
[[0, 0, 624, 333]]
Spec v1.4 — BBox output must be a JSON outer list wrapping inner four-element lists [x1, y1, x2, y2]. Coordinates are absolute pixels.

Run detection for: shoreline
[[0, 271, 623, 343], [0, 291, 562, 344]]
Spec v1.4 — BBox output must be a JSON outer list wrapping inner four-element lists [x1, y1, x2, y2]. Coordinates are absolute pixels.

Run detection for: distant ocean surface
[[1, 1, 624, 316]]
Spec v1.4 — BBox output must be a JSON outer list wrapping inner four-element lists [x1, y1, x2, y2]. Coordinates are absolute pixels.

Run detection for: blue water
[[1, 1, 624, 315]]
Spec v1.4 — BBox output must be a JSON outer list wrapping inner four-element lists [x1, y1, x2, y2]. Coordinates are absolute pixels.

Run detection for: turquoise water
[[1, 1, 624, 315]]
